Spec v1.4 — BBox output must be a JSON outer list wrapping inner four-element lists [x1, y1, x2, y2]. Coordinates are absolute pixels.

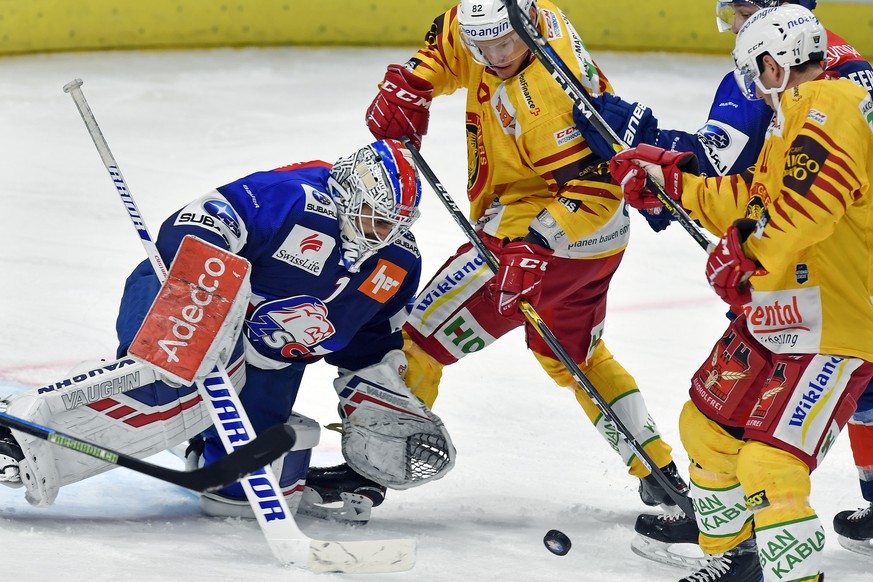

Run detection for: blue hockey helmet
[[716, 1, 817, 33], [328, 139, 422, 272]]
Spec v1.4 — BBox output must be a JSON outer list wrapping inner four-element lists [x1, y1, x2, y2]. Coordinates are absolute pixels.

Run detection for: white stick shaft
[[63, 78, 169, 282], [62, 78, 308, 565]]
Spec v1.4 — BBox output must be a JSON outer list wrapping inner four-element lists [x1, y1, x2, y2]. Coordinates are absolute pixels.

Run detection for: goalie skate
[[834, 503, 873, 558], [297, 487, 374, 524], [298, 463, 386, 524], [630, 508, 707, 570], [0, 427, 23, 488]]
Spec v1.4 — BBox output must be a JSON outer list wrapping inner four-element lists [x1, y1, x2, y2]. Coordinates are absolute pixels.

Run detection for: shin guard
[[535, 341, 673, 477], [679, 401, 754, 554], [737, 441, 823, 582]]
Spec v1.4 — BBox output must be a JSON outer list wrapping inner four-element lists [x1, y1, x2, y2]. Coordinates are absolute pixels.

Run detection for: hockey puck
[[543, 529, 571, 556]]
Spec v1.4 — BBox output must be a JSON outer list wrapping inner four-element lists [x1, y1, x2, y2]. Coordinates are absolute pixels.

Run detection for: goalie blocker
[[129, 235, 252, 386], [1, 236, 252, 506]]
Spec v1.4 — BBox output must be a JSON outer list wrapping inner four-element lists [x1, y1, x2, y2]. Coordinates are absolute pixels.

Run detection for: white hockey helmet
[[328, 139, 422, 272], [457, 0, 536, 68], [732, 5, 825, 120]]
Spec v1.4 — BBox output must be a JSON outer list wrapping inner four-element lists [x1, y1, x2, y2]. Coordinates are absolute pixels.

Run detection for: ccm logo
[[158, 257, 227, 363], [519, 258, 547, 271], [382, 80, 431, 108]]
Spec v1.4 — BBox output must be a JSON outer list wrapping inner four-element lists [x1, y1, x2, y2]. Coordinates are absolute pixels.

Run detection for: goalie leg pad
[[6, 358, 222, 506], [335, 350, 456, 490]]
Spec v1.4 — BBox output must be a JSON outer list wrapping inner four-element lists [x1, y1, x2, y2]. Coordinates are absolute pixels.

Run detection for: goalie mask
[[328, 139, 422, 273], [457, 0, 536, 73], [716, 1, 818, 33]]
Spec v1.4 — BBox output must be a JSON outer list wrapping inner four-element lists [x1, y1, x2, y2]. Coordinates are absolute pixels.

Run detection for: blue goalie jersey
[[116, 161, 422, 373]]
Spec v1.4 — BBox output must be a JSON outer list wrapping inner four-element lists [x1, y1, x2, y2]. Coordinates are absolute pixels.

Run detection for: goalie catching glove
[[334, 350, 455, 490]]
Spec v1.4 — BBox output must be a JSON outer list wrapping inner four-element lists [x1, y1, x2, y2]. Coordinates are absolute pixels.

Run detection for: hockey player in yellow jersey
[[609, 5, 873, 581], [305, 0, 691, 519]]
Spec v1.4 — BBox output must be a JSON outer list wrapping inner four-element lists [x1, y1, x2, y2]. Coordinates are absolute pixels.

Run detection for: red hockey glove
[[609, 144, 697, 210], [490, 239, 554, 317], [705, 219, 764, 308], [365, 65, 433, 149]]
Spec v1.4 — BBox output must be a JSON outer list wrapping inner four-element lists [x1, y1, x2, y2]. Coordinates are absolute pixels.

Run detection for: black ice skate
[[834, 502, 873, 557], [299, 463, 387, 524], [639, 461, 690, 508], [631, 508, 706, 569], [0, 426, 23, 489], [678, 539, 763, 582]]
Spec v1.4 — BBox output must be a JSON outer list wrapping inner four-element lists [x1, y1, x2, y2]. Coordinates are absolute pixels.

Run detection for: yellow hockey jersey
[[680, 78, 873, 360], [405, 1, 628, 259]]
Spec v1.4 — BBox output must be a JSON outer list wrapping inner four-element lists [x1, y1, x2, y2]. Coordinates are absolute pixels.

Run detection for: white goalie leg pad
[[591, 391, 664, 467], [335, 350, 456, 490], [6, 356, 242, 507]]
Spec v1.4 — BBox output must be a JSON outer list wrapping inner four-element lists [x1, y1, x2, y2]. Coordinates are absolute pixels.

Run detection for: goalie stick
[[403, 138, 695, 517], [0, 410, 294, 493], [502, 0, 715, 254], [63, 78, 415, 573]]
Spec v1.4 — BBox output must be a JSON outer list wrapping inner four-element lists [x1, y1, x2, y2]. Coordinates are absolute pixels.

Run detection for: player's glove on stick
[[705, 218, 765, 307], [490, 238, 553, 317], [609, 144, 698, 210], [573, 92, 658, 161], [366, 65, 433, 149]]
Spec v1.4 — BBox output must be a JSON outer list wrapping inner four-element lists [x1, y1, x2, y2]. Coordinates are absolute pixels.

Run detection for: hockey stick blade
[[0, 411, 295, 492]]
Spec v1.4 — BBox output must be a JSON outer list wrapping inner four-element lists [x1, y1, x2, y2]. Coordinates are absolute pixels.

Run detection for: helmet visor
[[716, 1, 737, 32], [732, 67, 762, 101], [716, 2, 763, 33], [461, 29, 528, 68]]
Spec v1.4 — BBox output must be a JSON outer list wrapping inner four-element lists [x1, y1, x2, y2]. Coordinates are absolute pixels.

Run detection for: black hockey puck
[[543, 529, 571, 556]]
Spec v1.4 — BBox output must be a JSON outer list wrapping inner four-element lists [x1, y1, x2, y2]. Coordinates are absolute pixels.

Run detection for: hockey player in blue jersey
[[572, 0, 873, 569], [0, 139, 455, 522]]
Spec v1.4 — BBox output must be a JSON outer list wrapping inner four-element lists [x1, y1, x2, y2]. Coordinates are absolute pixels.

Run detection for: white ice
[[0, 46, 868, 581]]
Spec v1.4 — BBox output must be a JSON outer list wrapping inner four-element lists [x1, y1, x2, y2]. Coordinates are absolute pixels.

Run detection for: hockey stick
[[0, 410, 294, 492], [64, 78, 415, 573], [503, 0, 715, 254], [403, 138, 695, 517]]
